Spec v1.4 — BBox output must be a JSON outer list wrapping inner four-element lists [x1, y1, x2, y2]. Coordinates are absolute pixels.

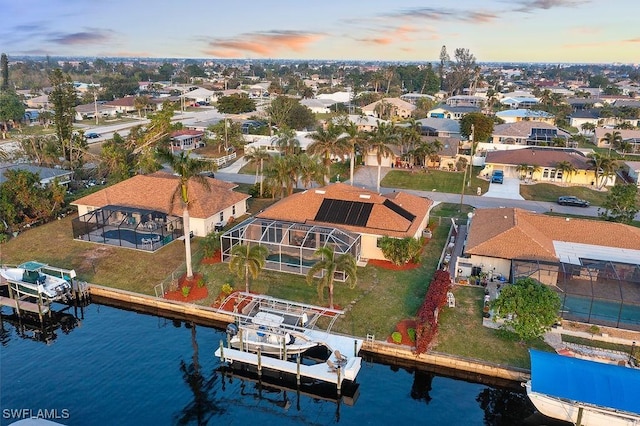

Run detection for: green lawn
[[562, 334, 636, 355], [519, 182, 609, 205], [381, 167, 490, 195]]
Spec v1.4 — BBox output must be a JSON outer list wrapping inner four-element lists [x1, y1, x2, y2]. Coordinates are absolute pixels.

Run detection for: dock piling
[[296, 354, 301, 385], [257, 349, 262, 378], [219, 340, 224, 361]]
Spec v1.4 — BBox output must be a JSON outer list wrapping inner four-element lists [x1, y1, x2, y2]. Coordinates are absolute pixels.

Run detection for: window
[[543, 169, 549, 179], [219, 212, 224, 221], [232, 205, 236, 215], [556, 170, 563, 180]]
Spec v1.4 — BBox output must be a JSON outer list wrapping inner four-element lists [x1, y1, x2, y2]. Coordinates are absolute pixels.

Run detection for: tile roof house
[[170, 129, 205, 152], [254, 182, 433, 262], [594, 128, 640, 154], [72, 172, 249, 238], [481, 147, 609, 186], [487, 121, 569, 147], [495, 109, 554, 124], [459, 207, 640, 330], [361, 98, 416, 120], [427, 105, 479, 120]]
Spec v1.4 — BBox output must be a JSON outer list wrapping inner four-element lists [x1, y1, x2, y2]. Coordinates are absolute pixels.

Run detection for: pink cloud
[[203, 31, 323, 58]]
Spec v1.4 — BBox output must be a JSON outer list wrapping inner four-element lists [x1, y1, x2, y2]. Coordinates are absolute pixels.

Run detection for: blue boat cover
[[530, 349, 640, 415]]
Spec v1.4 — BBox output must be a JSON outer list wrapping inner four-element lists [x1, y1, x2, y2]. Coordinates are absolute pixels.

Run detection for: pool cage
[[72, 205, 183, 252], [221, 218, 361, 281], [513, 259, 640, 331]]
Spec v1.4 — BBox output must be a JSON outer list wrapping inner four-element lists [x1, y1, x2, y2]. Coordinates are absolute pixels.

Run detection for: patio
[[72, 205, 183, 252]]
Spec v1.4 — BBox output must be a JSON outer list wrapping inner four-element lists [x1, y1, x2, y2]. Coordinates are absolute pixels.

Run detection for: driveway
[[482, 177, 524, 200]]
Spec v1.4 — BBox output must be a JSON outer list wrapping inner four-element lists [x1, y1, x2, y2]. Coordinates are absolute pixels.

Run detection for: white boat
[[216, 292, 363, 386], [227, 311, 319, 356], [526, 350, 640, 426], [0, 261, 74, 302]]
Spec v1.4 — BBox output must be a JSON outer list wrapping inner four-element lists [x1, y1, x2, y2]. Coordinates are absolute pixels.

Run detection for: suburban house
[[170, 129, 205, 152], [415, 117, 461, 138], [0, 163, 74, 186], [593, 128, 640, 154], [495, 109, 555, 124], [400, 93, 435, 105], [419, 136, 461, 170], [220, 183, 433, 277], [445, 95, 485, 108], [621, 161, 640, 187], [480, 146, 612, 186], [25, 94, 50, 109], [458, 207, 640, 331], [569, 110, 601, 130], [361, 98, 416, 120], [71, 172, 249, 251], [427, 105, 479, 120], [181, 87, 215, 105], [484, 121, 569, 149], [300, 98, 333, 114], [499, 97, 539, 109], [342, 115, 388, 132]]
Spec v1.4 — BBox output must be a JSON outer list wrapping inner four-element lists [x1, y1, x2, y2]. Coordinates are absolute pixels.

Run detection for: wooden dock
[[0, 296, 50, 315]]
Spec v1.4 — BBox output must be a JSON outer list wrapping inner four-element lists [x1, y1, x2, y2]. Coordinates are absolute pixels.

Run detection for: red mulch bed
[[164, 273, 209, 302], [387, 319, 417, 346], [369, 259, 420, 271], [201, 249, 222, 265]]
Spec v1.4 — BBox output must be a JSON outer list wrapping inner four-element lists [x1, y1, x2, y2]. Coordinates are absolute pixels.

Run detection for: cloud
[[625, 38, 640, 44], [380, 7, 498, 24], [357, 25, 420, 46], [49, 29, 113, 45], [514, 0, 590, 13], [202, 30, 323, 58]]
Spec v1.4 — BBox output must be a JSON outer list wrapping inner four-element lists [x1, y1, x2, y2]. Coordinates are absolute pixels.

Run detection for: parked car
[[557, 196, 590, 207], [85, 132, 100, 139], [491, 170, 504, 184]]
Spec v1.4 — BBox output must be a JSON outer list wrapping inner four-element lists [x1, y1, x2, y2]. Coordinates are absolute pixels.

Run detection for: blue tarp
[[530, 349, 640, 415]]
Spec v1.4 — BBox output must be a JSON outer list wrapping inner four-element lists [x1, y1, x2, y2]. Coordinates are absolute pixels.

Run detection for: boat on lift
[[0, 261, 74, 302]]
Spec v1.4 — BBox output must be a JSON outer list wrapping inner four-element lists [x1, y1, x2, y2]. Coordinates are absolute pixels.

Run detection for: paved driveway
[[482, 177, 524, 200]]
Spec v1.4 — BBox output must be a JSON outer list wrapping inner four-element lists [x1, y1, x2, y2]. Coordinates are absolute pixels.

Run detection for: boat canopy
[[529, 349, 640, 415]]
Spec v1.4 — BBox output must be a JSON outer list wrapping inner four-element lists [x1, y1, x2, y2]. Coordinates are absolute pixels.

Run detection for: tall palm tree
[[297, 153, 323, 189], [156, 148, 212, 278], [307, 122, 349, 185], [527, 164, 541, 181], [580, 122, 596, 134], [272, 127, 300, 156], [264, 155, 294, 198], [401, 119, 423, 156], [244, 147, 271, 197], [604, 130, 622, 156], [515, 163, 529, 180], [555, 161, 577, 183], [306, 246, 357, 309], [366, 121, 398, 192], [588, 153, 617, 189], [229, 243, 268, 293], [339, 121, 367, 186]]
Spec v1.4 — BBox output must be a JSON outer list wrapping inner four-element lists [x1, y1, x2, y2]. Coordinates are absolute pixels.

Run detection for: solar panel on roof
[[383, 199, 415, 222], [315, 199, 373, 227]]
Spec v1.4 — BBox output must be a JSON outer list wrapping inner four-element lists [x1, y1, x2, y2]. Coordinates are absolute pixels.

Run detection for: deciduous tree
[[599, 184, 640, 224]]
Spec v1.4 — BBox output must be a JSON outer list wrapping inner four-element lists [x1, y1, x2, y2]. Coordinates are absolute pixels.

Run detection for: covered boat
[[526, 349, 640, 426], [0, 261, 74, 302]]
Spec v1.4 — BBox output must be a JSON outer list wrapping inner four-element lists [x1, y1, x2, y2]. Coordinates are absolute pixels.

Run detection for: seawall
[[88, 284, 530, 387]]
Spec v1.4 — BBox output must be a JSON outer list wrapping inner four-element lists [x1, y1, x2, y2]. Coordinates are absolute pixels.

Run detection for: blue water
[[267, 254, 316, 267], [102, 229, 161, 245], [0, 304, 548, 425]]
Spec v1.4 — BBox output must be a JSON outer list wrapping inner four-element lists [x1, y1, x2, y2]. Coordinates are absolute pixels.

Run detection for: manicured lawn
[[519, 182, 609, 205], [381, 167, 490, 195]]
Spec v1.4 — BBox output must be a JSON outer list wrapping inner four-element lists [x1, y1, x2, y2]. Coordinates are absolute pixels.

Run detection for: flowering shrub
[[181, 285, 191, 298], [415, 270, 451, 354]]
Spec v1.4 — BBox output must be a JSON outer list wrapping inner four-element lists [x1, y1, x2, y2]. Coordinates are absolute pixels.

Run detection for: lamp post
[[467, 124, 475, 188]]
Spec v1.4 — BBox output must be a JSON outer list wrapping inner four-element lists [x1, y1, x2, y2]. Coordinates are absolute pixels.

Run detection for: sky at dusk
[[4, 0, 639, 63]]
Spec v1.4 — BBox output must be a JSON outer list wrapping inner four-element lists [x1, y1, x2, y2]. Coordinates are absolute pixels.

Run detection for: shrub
[[415, 270, 452, 354], [221, 283, 233, 295], [407, 328, 416, 342], [196, 276, 205, 288], [202, 232, 221, 258], [391, 331, 402, 344], [378, 236, 422, 265], [181, 286, 191, 298]]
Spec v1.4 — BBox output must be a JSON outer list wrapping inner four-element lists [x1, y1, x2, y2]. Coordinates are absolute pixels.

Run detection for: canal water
[[0, 303, 562, 425]]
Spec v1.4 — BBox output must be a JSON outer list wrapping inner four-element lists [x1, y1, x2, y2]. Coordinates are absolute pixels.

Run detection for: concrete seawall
[[88, 284, 530, 386]]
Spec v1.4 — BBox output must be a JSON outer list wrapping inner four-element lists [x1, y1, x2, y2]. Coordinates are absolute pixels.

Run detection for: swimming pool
[[267, 253, 317, 267], [103, 229, 162, 245]]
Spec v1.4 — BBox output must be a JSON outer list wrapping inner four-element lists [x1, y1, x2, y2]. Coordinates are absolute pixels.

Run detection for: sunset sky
[[4, 0, 639, 63]]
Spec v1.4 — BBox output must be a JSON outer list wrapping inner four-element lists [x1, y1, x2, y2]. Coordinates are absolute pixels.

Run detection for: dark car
[[85, 132, 100, 139], [491, 170, 504, 184], [557, 196, 590, 207]]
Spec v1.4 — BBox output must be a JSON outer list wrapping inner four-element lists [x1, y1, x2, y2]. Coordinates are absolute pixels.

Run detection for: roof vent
[[566, 218, 570, 221], [504, 216, 508, 219], [359, 194, 371, 199], [315, 190, 326, 194]]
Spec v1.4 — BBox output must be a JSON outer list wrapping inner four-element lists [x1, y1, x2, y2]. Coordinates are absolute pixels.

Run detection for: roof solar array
[[314, 199, 373, 227], [383, 199, 416, 222]]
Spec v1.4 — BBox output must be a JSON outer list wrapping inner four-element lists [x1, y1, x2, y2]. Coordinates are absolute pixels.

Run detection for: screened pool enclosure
[[513, 259, 640, 331], [221, 218, 361, 280], [72, 205, 183, 252]]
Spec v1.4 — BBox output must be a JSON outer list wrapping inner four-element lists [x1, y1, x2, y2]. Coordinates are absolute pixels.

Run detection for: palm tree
[[555, 161, 577, 183], [264, 155, 294, 198], [366, 121, 398, 192], [588, 153, 617, 189], [307, 122, 349, 185], [297, 153, 323, 189], [339, 120, 367, 186], [580, 122, 596, 134], [306, 246, 357, 309], [272, 127, 299, 156], [229, 243, 268, 293], [604, 130, 622, 156], [527, 164, 541, 181], [156, 148, 213, 279], [515, 163, 529, 180], [134, 96, 151, 118], [243, 147, 271, 197]]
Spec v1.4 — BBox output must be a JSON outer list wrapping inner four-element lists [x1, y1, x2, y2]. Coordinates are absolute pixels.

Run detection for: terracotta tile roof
[[71, 172, 249, 219], [485, 147, 590, 169], [256, 182, 432, 238], [466, 208, 640, 261], [493, 121, 556, 138]]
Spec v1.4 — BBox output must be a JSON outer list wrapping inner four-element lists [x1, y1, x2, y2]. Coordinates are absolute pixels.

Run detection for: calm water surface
[[0, 303, 556, 425]]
